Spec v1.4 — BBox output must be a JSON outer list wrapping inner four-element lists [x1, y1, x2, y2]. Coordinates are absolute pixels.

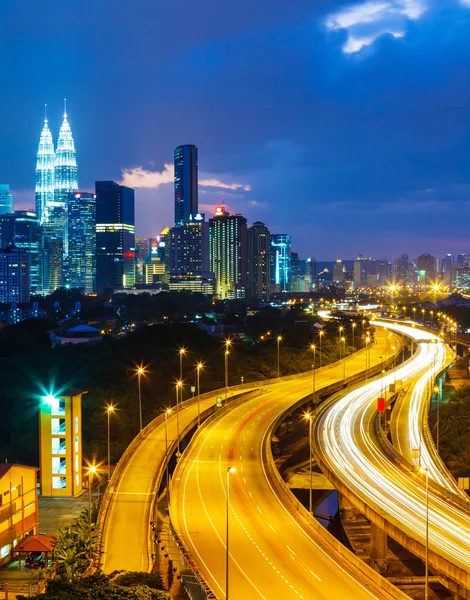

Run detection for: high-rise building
[[416, 253, 437, 286], [68, 192, 96, 293], [41, 235, 63, 293], [54, 106, 78, 255], [393, 254, 411, 286], [304, 257, 316, 289], [333, 260, 346, 284], [174, 144, 198, 226], [35, 115, 56, 225], [0, 185, 14, 215], [270, 234, 291, 292], [0, 247, 30, 304], [354, 255, 370, 288], [95, 181, 135, 292], [209, 206, 248, 299], [0, 211, 41, 293], [135, 238, 150, 283], [170, 215, 209, 275], [248, 221, 271, 300]]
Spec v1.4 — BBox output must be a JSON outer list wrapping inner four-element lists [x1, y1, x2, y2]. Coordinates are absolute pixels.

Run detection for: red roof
[[16, 535, 57, 553]]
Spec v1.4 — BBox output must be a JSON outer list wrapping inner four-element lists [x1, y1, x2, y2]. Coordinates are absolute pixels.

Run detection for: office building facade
[[174, 144, 198, 226], [0, 185, 14, 216], [209, 206, 248, 299], [248, 221, 271, 300], [0, 247, 30, 304], [68, 192, 96, 293], [96, 181, 135, 292], [0, 211, 41, 293]]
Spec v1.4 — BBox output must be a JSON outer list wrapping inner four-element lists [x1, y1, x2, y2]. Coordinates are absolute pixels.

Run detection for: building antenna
[[44, 103, 47, 123], [64, 97, 67, 117]]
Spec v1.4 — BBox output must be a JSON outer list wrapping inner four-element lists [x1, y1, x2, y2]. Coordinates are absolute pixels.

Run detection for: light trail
[[314, 320, 470, 576]]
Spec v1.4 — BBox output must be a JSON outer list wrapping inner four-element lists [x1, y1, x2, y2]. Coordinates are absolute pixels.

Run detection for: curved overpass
[[170, 331, 405, 599], [314, 321, 470, 594]]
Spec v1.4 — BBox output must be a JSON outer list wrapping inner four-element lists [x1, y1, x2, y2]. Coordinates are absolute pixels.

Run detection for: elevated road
[[170, 331, 405, 600], [314, 321, 470, 593], [381, 321, 466, 500], [100, 387, 259, 573]]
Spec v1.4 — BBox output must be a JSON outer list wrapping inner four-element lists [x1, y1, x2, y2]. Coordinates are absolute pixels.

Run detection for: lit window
[[52, 477, 67, 489], [52, 438, 66, 455], [1, 544, 10, 559]]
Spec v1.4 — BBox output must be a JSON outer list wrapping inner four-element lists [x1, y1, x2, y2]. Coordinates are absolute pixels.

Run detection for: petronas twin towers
[[34, 102, 78, 256]]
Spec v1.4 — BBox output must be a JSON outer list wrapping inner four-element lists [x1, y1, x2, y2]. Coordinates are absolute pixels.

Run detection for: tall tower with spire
[[35, 107, 56, 225], [54, 100, 78, 255]]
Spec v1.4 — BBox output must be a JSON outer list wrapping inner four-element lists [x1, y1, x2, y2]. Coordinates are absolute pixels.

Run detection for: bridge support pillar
[[370, 522, 388, 573], [339, 494, 357, 521]]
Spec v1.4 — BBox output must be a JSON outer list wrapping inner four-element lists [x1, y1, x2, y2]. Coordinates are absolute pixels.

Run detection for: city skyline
[[2, 1, 470, 259]]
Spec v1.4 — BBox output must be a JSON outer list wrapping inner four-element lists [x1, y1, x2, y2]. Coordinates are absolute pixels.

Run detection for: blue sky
[[1, 0, 470, 259]]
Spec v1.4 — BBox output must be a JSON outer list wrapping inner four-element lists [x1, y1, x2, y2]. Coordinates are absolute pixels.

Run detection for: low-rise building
[[0, 463, 38, 565]]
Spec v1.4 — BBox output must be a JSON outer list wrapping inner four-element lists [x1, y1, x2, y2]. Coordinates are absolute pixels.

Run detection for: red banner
[[377, 397, 386, 412]]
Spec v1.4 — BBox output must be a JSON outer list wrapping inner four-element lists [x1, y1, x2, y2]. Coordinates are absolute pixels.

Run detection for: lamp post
[[226, 466, 236, 600], [224, 339, 232, 403], [340, 336, 346, 380], [365, 335, 371, 379], [196, 362, 203, 428], [277, 336, 282, 378], [176, 380, 182, 456], [88, 465, 97, 561], [179, 348, 186, 401], [351, 322, 357, 352], [106, 405, 115, 478], [304, 413, 313, 514], [164, 408, 172, 507], [421, 308, 425, 325], [136, 366, 145, 432], [434, 385, 440, 452], [420, 466, 430, 600], [319, 330, 325, 368]]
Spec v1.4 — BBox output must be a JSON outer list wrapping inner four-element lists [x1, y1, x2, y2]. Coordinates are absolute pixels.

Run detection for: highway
[[100, 387, 258, 573], [170, 331, 402, 600], [378, 320, 466, 499], [314, 320, 470, 583]]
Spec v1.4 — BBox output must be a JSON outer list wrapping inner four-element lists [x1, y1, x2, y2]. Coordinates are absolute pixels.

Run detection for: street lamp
[[196, 362, 203, 428], [318, 330, 325, 368], [434, 385, 440, 452], [340, 336, 346, 380], [224, 339, 232, 403], [226, 466, 237, 600], [304, 413, 313, 514], [421, 308, 425, 325], [351, 322, 357, 352], [176, 380, 183, 456], [87, 464, 97, 561], [277, 336, 282, 378], [365, 335, 371, 379], [420, 466, 430, 600], [164, 408, 172, 507], [106, 405, 115, 478], [136, 366, 146, 432], [309, 344, 316, 403], [179, 347, 186, 401]]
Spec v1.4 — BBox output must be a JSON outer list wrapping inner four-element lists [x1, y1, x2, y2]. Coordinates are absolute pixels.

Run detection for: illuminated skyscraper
[[35, 114, 55, 225], [0, 185, 14, 216], [270, 234, 291, 292], [54, 104, 78, 255], [95, 181, 135, 292], [209, 206, 248, 299], [174, 144, 198, 226], [248, 221, 271, 300], [68, 192, 96, 293]]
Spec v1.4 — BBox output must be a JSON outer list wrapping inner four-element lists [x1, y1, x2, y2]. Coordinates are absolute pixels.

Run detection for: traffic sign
[[190, 386, 196, 393], [377, 397, 385, 412], [216, 396, 223, 407]]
